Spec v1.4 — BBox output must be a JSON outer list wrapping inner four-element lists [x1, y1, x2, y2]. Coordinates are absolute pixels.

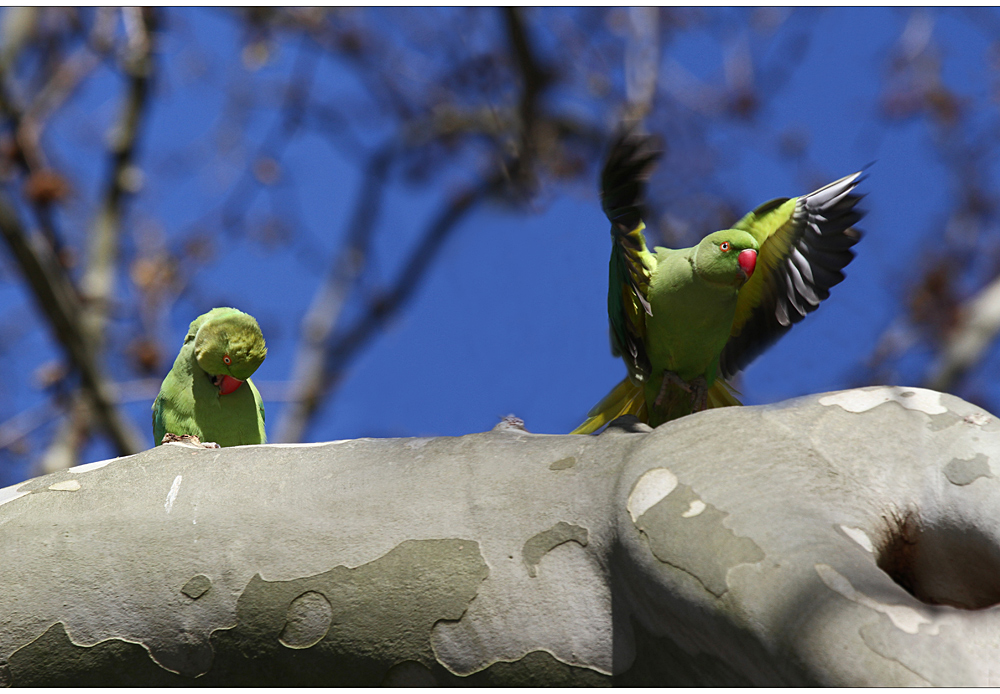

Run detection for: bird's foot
[[654, 370, 692, 408], [689, 377, 708, 412], [161, 433, 221, 449]]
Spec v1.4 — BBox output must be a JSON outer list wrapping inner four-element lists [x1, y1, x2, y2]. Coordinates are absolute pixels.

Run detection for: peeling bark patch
[[858, 623, 959, 686], [548, 456, 576, 471], [635, 484, 764, 597], [815, 563, 932, 635], [628, 468, 678, 523], [944, 453, 993, 486], [201, 539, 488, 686], [386, 651, 611, 686], [522, 522, 589, 578], [164, 475, 182, 513], [493, 415, 528, 432], [7, 622, 184, 686], [279, 591, 333, 649], [47, 480, 80, 492], [181, 574, 212, 600], [0, 488, 29, 508], [67, 458, 115, 474], [455, 650, 610, 686], [840, 525, 874, 553], [819, 387, 948, 416], [682, 500, 706, 518]]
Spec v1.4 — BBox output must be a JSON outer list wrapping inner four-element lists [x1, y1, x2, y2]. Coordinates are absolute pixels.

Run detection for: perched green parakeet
[[152, 307, 267, 447], [573, 131, 864, 433]]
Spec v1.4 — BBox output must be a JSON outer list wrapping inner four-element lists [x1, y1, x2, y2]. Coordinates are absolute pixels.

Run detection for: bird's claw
[[654, 370, 691, 408], [653, 371, 708, 412], [161, 433, 221, 449], [689, 377, 708, 412]]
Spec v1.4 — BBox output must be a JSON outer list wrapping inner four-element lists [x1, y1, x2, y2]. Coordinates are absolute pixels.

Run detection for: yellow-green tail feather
[[571, 377, 647, 435], [571, 376, 741, 434]]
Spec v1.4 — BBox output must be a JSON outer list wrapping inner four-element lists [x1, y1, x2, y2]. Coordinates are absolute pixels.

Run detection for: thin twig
[[219, 37, 318, 232], [0, 399, 55, 451]]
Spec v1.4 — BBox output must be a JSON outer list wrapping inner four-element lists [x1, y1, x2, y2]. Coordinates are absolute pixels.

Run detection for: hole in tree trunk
[[876, 508, 1000, 610]]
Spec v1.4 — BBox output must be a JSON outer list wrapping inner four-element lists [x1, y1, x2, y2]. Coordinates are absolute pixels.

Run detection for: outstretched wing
[[602, 129, 663, 384], [719, 171, 865, 379]]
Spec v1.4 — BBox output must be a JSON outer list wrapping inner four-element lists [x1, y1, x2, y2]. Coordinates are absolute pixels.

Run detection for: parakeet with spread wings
[[573, 130, 864, 433]]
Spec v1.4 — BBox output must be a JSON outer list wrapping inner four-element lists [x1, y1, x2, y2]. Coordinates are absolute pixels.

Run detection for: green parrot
[[573, 131, 864, 433], [152, 307, 267, 447]]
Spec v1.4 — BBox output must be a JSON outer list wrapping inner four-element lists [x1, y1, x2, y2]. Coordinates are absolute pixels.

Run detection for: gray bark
[[0, 386, 997, 685]]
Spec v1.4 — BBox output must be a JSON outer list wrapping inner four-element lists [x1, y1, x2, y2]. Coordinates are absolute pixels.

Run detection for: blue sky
[[1, 7, 997, 484]]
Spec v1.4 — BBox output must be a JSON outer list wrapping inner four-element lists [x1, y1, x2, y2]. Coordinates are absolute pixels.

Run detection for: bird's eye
[[223, 354, 231, 365], [720, 241, 730, 252]]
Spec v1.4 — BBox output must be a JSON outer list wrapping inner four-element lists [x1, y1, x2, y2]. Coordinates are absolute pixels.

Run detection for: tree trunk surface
[[0, 385, 997, 686]]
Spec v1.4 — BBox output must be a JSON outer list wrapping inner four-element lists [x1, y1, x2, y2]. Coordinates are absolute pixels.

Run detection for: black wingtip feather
[[601, 126, 664, 232], [719, 170, 866, 379]]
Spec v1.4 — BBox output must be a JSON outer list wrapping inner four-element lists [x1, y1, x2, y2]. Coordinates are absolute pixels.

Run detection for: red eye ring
[[223, 354, 231, 365], [720, 241, 731, 252]]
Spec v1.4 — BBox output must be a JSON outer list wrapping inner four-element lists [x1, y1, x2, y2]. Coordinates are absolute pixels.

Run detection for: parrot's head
[[693, 230, 758, 288], [192, 308, 267, 396]]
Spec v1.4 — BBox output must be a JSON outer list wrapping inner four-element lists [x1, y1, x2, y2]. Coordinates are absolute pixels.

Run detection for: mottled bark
[[0, 388, 998, 685]]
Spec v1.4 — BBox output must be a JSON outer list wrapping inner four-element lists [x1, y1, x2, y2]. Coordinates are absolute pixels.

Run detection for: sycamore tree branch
[[624, 7, 660, 122], [501, 7, 549, 182], [925, 274, 1000, 393], [276, 170, 507, 443], [0, 192, 144, 454], [80, 7, 154, 345], [30, 7, 156, 467], [276, 144, 395, 443], [219, 39, 318, 232], [18, 9, 116, 174], [277, 10, 563, 442]]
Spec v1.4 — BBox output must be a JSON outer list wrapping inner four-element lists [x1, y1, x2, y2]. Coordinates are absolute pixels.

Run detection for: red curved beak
[[217, 374, 244, 395], [738, 248, 757, 279]]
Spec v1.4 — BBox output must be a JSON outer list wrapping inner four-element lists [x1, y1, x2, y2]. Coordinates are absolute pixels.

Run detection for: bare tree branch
[[276, 8, 574, 442], [276, 170, 507, 442], [219, 38, 318, 233], [32, 7, 157, 467], [501, 7, 549, 182], [80, 7, 154, 344], [0, 8, 156, 462], [276, 144, 395, 442], [624, 7, 660, 122], [0, 192, 144, 454], [925, 274, 1000, 393]]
